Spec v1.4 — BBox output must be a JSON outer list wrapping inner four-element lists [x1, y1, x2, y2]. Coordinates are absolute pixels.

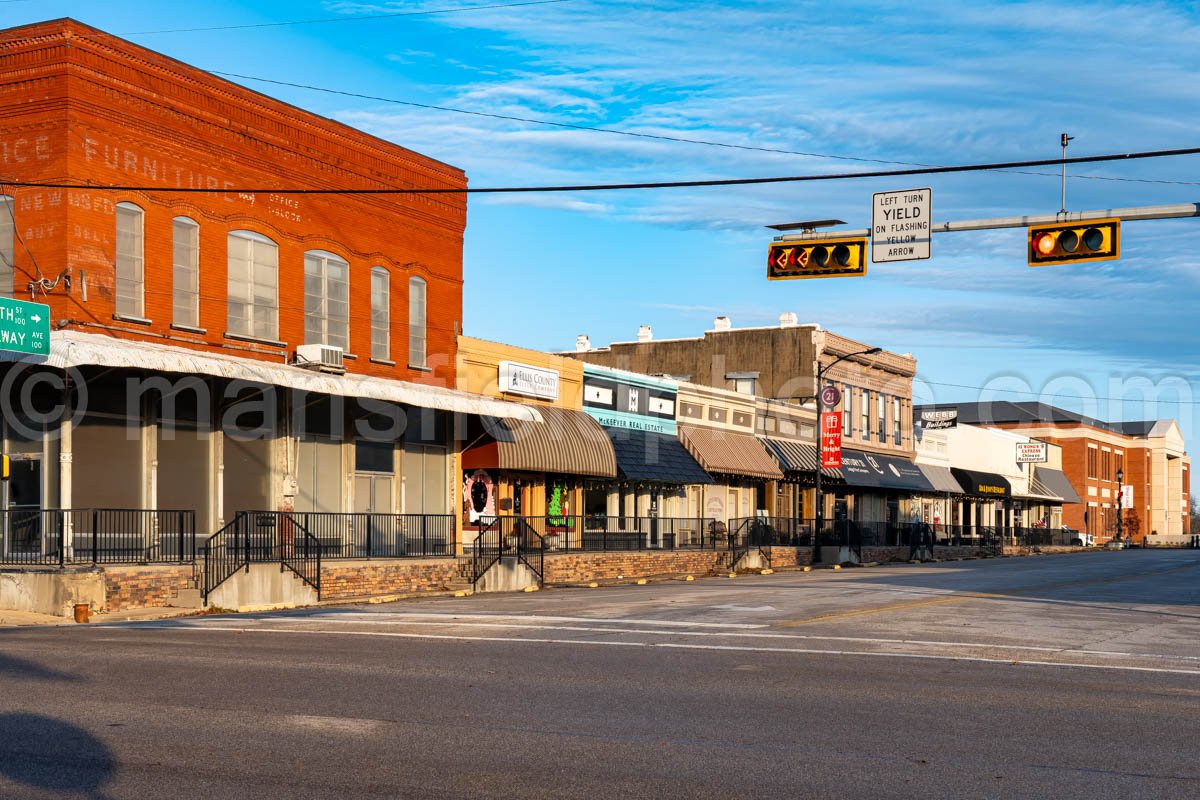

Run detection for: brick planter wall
[[545, 550, 728, 584], [1002, 545, 1089, 556], [103, 564, 194, 612], [762, 547, 811, 568], [319, 559, 460, 601]]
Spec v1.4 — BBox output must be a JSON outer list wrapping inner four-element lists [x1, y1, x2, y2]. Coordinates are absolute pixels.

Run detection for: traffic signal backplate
[[1027, 218, 1120, 266], [767, 237, 869, 280]]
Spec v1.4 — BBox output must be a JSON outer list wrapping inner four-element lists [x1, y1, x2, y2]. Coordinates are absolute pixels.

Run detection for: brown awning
[[470, 406, 617, 478], [678, 425, 784, 480]]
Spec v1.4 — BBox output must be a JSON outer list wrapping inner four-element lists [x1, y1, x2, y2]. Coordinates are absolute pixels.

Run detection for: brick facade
[[0, 19, 464, 386], [320, 559, 460, 601], [102, 564, 194, 612]]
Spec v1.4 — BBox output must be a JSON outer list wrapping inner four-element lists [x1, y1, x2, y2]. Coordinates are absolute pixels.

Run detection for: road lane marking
[[303, 612, 768, 629], [124, 623, 1200, 677]]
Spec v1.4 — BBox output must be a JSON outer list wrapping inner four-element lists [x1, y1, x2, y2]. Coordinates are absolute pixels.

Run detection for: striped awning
[[476, 406, 617, 477], [678, 425, 784, 480], [918, 464, 963, 494], [762, 437, 843, 480], [1032, 467, 1082, 504]]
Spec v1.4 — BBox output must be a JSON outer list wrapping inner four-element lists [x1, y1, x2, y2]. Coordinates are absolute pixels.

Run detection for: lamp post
[[1116, 468, 1124, 547], [813, 346, 882, 564]]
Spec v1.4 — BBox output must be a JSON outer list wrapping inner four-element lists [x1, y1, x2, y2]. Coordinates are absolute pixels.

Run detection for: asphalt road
[[3, 550, 1200, 799]]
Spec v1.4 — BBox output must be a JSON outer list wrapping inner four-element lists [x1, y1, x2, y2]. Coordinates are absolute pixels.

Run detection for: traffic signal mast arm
[[772, 202, 1200, 241]]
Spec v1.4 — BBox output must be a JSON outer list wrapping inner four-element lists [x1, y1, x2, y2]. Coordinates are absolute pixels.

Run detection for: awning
[[678, 425, 784, 480], [951, 467, 1012, 498], [839, 450, 935, 492], [604, 427, 712, 484], [763, 437, 842, 480], [918, 464, 963, 494], [471, 406, 617, 477], [1033, 467, 1082, 504], [7, 330, 538, 421]]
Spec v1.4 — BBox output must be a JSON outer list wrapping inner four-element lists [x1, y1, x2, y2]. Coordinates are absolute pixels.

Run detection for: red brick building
[[1, 17, 463, 383], [0, 19, 530, 556]]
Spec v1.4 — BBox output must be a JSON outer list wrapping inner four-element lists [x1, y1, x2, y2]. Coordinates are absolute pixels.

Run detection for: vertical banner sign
[[820, 412, 843, 469], [1120, 485, 1134, 510]]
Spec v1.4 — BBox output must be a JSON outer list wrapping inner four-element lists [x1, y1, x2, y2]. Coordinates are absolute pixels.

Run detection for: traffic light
[[1027, 218, 1120, 266], [766, 236, 869, 280]]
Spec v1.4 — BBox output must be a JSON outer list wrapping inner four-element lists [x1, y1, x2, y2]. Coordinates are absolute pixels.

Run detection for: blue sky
[[5, 1, 1200, 450]]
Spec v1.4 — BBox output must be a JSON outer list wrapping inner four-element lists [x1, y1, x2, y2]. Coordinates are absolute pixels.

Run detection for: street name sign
[[872, 188, 931, 262], [820, 411, 842, 469], [0, 296, 50, 357]]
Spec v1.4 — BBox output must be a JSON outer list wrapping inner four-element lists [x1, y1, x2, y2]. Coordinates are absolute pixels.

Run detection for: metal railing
[[726, 517, 816, 547], [287, 512, 454, 560], [0, 509, 196, 566], [469, 517, 504, 585], [470, 515, 721, 553], [0, 509, 65, 566], [69, 509, 197, 564], [201, 511, 321, 603]]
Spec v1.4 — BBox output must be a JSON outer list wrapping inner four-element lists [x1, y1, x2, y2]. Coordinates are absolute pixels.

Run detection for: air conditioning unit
[[294, 343, 345, 374]]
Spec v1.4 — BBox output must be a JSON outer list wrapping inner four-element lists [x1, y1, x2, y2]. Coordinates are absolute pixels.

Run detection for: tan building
[[457, 337, 616, 531], [566, 314, 917, 459]]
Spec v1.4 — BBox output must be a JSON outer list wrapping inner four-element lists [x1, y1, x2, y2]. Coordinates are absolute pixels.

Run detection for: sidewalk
[[0, 606, 201, 628]]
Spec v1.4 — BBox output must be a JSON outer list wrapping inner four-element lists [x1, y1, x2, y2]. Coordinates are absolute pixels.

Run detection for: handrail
[[470, 517, 503, 585], [279, 514, 321, 598], [202, 515, 249, 605], [513, 520, 544, 585]]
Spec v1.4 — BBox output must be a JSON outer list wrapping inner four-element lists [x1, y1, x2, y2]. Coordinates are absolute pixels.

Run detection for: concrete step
[[167, 587, 203, 609]]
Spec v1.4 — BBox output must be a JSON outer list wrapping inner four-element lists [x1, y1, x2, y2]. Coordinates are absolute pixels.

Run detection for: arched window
[[0, 195, 13, 298], [370, 267, 390, 361], [115, 202, 144, 317], [303, 250, 349, 350], [408, 276, 426, 367], [227, 230, 278, 340], [172, 216, 199, 328]]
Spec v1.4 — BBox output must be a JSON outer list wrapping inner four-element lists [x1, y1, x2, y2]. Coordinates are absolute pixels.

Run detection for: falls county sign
[[0, 297, 51, 357]]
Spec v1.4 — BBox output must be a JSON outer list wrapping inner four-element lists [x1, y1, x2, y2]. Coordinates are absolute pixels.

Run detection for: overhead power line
[[122, 0, 574, 35], [7, 146, 1200, 195], [213, 71, 1200, 186]]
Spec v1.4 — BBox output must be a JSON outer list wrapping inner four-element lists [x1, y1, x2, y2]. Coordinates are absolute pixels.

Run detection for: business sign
[[839, 450, 936, 491], [872, 187, 931, 263], [820, 411, 842, 469], [0, 296, 50, 357], [582, 365, 677, 435], [1120, 484, 1134, 509], [916, 409, 957, 430], [498, 361, 559, 401], [1015, 441, 1049, 463]]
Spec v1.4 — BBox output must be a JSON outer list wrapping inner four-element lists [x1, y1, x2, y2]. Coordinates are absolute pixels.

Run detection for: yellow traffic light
[[1027, 218, 1120, 266], [767, 236, 869, 280]]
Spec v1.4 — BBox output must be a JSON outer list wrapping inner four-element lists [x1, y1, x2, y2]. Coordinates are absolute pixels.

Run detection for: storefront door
[[5, 456, 43, 551]]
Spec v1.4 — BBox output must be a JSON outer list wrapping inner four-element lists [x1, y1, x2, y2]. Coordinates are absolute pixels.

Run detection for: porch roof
[[9, 331, 540, 421]]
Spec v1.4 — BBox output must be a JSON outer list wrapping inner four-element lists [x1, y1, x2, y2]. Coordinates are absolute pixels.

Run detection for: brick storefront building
[[0, 19, 530, 557], [918, 402, 1191, 544]]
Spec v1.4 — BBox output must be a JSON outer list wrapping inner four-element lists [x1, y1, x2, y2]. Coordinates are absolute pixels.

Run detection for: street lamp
[[1116, 468, 1124, 547], [813, 346, 882, 564]]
